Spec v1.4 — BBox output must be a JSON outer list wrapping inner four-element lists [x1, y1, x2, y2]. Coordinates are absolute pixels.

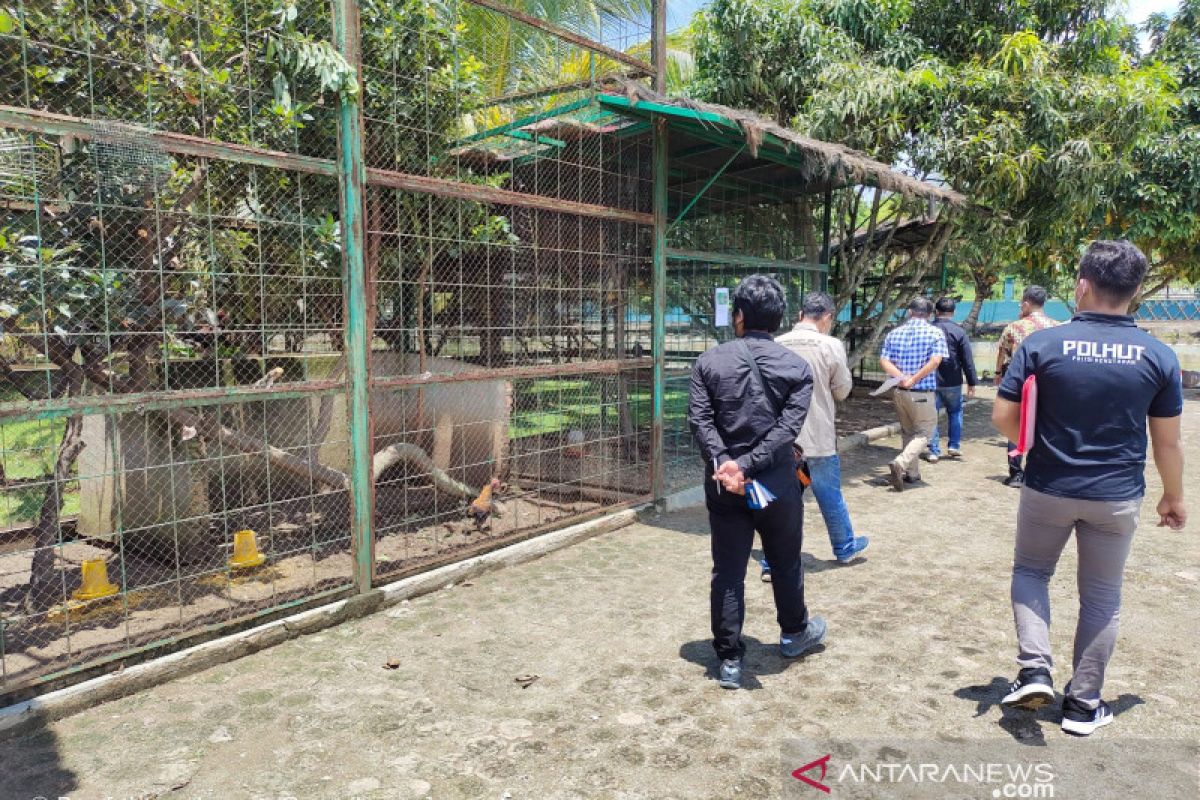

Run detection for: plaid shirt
[[880, 318, 949, 391]]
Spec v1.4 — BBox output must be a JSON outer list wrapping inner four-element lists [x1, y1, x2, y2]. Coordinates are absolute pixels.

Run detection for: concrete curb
[[0, 508, 637, 739], [837, 398, 983, 452]]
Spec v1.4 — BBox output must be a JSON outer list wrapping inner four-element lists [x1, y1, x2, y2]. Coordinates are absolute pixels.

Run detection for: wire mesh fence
[[0, 0, 659, 697]]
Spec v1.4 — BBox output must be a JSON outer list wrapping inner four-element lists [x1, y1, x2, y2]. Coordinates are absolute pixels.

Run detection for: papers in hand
[[870, 376, 903, 396], [746, 479, 776, 510]]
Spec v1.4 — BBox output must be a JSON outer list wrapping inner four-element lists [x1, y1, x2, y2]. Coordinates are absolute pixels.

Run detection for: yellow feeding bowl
[[229, 529, 266, 569], [73, 558, 119, 601]]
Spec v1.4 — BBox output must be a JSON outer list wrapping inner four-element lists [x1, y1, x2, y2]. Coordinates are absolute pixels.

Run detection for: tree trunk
[[1129, 272, 1171, 315], [845, 221, 955, 369], [27, 409, 86, 610], [962, 282, 990, 333]]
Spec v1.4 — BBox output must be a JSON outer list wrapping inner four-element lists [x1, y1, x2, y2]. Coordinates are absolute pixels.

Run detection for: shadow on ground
[[0, 725, 77, 799], [679, 636, 827, 692], [954, 678, 1146, 745]]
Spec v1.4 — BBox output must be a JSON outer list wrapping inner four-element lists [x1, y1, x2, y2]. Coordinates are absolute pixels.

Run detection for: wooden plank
[[665, 247, 827, 273], [370, 357, 652, 390], [365, 167, 654, 225], [0, 105, 338, 177], [463, 0, 653, 75]]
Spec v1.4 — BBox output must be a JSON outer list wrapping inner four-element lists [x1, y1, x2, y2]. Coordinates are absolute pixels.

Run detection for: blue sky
[[666, 1, 1180, 33]]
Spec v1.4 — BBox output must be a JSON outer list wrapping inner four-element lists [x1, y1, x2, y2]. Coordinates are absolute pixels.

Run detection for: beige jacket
[[775, 321, 853, 457]]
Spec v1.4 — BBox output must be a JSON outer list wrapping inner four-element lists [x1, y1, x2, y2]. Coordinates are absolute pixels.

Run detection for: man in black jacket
[[687, 275, 827, 690], [928, 297, 978, 461]]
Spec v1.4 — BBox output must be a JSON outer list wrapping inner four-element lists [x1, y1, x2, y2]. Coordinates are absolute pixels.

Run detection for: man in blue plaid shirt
[[879, 297, 949, 491]]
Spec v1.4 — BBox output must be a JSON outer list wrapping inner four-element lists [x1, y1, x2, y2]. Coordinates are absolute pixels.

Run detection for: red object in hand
[[1009, 375, 1038, 458]]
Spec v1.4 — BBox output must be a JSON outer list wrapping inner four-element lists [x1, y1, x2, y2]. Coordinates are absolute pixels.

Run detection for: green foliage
[[1110, 0, 1200, 288], [0, 0, 511, 375], [689, 0, 1192, 300]]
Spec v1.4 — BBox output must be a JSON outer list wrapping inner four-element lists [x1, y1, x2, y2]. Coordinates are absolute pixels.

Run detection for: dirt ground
[[2, 391, 1198, 800]]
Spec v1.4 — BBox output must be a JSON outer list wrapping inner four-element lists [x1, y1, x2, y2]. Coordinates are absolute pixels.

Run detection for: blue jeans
[[760, 455, 857, 562], [929, 386, 964, 456]]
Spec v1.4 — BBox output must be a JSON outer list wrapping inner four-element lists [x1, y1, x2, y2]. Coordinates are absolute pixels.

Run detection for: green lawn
[[511, 378, 688, 439], [1, 416, 80, 529]]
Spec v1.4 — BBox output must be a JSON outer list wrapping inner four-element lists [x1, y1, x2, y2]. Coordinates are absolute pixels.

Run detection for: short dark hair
[[733, 274, 787, 332], [934, 297, 956, 314], [1078, 240, 1148, 304], [801, 291, 836, 320], [908, 297, 934, 317], [1021, 286, 1048, 307]]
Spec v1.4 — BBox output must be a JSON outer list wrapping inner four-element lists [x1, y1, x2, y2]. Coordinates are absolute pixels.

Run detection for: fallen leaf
[[514, 673, 540, 688], [383, 657, 401, 670]]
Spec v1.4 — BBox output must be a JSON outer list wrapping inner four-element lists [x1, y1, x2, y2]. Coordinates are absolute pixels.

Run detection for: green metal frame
[[333, 0, 375, 593], [452, 97, 594, 147], [670, 143, 746, 229]]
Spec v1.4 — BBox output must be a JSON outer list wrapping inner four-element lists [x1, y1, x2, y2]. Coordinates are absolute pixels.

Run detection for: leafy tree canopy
[[689, 0, 1193, 311]]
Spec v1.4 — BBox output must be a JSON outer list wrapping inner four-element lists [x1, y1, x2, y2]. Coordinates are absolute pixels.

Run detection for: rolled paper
[[1009, 375, 1038, 457]]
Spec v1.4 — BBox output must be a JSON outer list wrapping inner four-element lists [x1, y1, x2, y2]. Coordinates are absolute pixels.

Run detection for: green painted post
[[650, 0, 668, 502], [332, 0, 375, 592], [820, 186, 833, 292], [651, 117, 668, 502]]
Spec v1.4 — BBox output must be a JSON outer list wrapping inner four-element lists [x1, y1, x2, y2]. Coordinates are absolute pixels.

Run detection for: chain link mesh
[[1, 0, 659, 695]]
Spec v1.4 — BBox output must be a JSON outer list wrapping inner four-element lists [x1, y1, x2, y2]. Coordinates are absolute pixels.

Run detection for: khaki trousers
[[892, 390, 938, 478]]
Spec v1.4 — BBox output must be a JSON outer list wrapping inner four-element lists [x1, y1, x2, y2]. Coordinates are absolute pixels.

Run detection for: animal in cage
[[75, 353, 512, 560]]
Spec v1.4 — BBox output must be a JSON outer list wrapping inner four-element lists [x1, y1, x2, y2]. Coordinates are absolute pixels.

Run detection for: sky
[[666, 1, 1181, 35]]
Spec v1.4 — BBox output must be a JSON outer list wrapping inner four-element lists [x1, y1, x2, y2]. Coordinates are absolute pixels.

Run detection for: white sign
[[714, 287, 731, 327]]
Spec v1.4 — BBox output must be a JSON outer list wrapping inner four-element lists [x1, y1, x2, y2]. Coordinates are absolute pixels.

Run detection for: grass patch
[[1, 417, 80, 528], [0, 483, 80, 529]]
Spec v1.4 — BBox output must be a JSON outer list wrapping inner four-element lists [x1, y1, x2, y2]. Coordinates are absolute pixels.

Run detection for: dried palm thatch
[[608, 79, 966, 207]]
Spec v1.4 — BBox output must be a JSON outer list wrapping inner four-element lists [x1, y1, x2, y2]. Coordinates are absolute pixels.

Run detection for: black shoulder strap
[[735, 338, 782, 416]]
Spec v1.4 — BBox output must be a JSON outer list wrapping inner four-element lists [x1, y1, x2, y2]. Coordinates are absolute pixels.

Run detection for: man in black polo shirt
[[992, 240, 1186, 736]]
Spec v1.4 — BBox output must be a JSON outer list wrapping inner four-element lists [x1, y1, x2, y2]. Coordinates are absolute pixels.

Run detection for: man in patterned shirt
[[879, 297, 949, 491], [994, 286, 1059, 486]]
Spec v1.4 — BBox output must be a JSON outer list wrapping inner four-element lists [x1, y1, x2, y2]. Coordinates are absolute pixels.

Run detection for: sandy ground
[[2, 392, 1198, 799]]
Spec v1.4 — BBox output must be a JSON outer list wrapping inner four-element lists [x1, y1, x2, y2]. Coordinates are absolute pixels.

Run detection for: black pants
[[707, 472, 808, 661]]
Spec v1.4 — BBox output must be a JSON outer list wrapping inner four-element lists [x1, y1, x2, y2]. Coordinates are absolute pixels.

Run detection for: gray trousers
[[1011, 487, 1140, 709]]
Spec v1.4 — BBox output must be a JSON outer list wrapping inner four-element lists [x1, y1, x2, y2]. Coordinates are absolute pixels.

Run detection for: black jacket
[[932, 317, 978, 388], [687, 332, 813, 479]]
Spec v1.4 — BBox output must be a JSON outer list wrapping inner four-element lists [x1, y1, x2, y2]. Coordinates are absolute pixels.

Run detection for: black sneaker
[[1003, 471, 1025, 487], [1061, 697, 1113, 736], [1001, 667, 1055, 710]]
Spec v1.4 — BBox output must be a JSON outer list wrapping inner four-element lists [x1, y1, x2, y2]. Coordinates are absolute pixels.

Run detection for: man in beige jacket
[[769, 291, 870, 568]]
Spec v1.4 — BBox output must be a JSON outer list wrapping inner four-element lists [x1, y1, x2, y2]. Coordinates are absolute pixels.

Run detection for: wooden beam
[[665, 247, 827, 273], [463, 0, 653, 76], [365, 167, 653, 226], [0, 105, 338, 177]]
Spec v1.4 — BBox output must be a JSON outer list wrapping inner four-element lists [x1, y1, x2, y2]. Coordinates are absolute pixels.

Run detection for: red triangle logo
[[791, 754, 832, 793]]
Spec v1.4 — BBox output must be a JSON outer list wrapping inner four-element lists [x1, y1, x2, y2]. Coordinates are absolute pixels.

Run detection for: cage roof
[[597, 83, 964, 207]]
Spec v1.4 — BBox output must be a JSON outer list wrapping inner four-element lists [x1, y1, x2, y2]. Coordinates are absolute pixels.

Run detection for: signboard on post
[[714, 287, 731, 327]]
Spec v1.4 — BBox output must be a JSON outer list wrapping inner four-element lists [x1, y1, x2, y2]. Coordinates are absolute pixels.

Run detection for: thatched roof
[[608, 80, 965, 207]]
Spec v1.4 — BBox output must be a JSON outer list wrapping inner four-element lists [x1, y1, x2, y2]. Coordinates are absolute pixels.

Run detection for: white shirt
[[775, 321, 853, 457]]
